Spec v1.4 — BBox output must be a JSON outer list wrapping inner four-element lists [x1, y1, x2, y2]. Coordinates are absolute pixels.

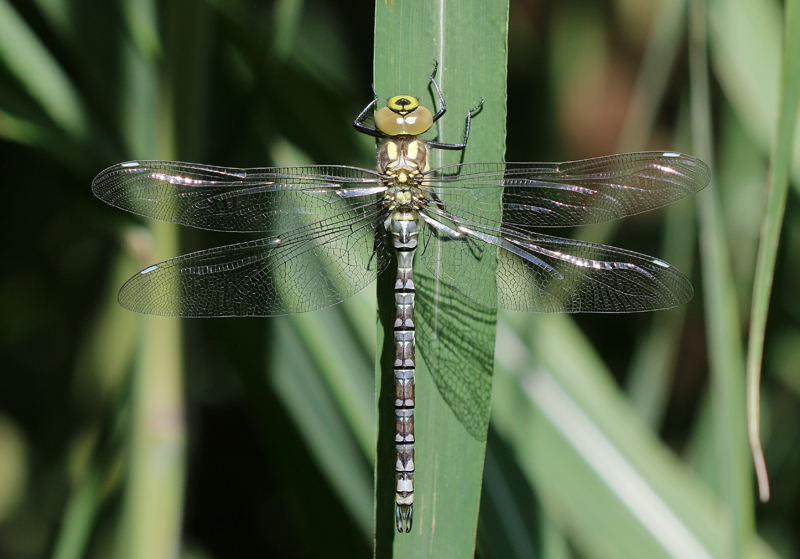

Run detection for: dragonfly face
[[92, 63, 710, 534], [374, 95, 434, 136]]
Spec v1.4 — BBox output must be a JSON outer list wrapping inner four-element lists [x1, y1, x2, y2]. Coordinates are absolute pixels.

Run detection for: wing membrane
[[414, 275, 494, 441], [425, 152, 710, 229], [418, 210, 692, 313], [92, 160, 385, 233], [118, 208, 390, 317]]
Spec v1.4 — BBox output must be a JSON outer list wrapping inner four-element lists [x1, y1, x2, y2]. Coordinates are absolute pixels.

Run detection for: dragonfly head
[[375, 95, 433, 136]]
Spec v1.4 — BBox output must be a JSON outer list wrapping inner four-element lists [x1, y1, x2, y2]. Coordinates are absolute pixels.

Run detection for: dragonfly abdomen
[[391, 215, 419, 533]]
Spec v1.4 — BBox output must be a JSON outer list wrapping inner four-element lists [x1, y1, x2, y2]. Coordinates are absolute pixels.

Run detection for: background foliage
[[0, 0, 799, 557]]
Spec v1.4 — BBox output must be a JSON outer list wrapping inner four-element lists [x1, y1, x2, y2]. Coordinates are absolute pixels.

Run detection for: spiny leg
[[353, 85, 383, 137], [427, 97, 485, 151]]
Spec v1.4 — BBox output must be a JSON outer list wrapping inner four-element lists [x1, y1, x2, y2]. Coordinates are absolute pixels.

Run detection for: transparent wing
[[414, 275, 494, 441], [418, 209, 692, 313], [425, 152, 710, 228], [92, 160, 385, 233], [118, 208, 391, 317]]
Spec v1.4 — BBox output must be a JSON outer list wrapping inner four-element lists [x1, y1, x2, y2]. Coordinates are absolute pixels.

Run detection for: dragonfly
[[92, 64, 710, 533]]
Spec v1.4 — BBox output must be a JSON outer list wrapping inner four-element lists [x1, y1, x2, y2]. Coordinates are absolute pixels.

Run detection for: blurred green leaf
[[690, 0, 754, 555], [745, 0, 800, 502], [708, 0, 800, 188], [494, 314, 779, 559], [0, 0, 87, 139], [271, 309, 374, 534]]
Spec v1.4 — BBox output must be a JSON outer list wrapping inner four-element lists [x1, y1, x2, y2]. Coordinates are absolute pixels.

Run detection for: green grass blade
[[116, 0, 216, 555], [625, 200, 696, 429], [708, 0, 800, 188], [51, 238, 143, 559], [123, 0, 162, 58], [121, 225, 186, 559], [493, 314, 780, 559], [270, 0, 305, 60], [616, 0, 688, 152], [271, 310, 374, 534], [289, 308, 375, 458], [114, 19, 186, 559], [0, 0, 87, 139], [50, 467, 102, 559], [689, 0, 754, 556], [745, 0, 800, 500], [477, 439, 540, 559], [373, 0, 508, 554], [708, 0, 781, 150]]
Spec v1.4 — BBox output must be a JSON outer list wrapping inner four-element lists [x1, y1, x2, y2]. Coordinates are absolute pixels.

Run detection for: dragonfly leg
[[427, 97, 485, 151], [429, 60, 447, 124], [353, 90, 384, 138]]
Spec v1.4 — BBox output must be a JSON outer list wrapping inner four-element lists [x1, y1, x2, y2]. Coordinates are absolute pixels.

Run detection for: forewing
[[418, 212, 692, 313], [427, 152, 710, 229], [92, 160, 385, 233], [119, 209, 391, 317]]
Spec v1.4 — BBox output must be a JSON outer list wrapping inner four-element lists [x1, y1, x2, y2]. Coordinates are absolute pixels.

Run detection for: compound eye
[[375, 106, 405, 135], [375, 106, 434, 136], [401, 106, 433, 135]]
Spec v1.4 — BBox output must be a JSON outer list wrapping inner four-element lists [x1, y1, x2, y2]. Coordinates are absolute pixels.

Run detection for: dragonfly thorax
[[378, 137, 430, 181], [379, 137, 428, 233]]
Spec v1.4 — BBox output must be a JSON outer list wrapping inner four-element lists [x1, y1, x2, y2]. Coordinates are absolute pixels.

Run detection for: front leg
[[353, 85, 384, 138], [427, 98, 484, 151]]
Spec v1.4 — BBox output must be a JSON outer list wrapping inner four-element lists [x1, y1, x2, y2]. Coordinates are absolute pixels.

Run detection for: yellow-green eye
[[375, 106, 405, 135], [375, 106, 434, 136], [400, 106, 432, 135]]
